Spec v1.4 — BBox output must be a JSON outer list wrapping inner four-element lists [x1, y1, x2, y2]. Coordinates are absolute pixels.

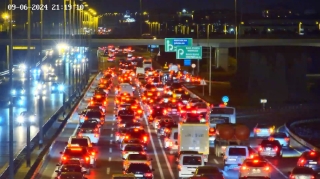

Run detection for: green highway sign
[[176, 46, 202, 59], [165, 38, 193, 52]]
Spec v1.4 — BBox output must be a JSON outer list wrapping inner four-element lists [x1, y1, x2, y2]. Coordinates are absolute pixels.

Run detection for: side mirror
[[60, 152, 63, 154]]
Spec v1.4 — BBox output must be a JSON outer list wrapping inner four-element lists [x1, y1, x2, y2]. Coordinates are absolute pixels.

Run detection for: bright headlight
[[17, 116, 24, 123], [58, 85, 64, 91], [11, 90, 16, 95], [21, 90, 25, 94], [29, 115, 35, 122]]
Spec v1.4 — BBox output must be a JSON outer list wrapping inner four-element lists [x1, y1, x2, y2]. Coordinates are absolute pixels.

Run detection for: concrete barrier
[[284, 119, 320, 152]]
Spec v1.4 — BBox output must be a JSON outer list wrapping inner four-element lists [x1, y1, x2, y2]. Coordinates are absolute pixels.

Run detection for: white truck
[[143, 60, 152, 69], [136, 67, 145, 75], [119, 83, 133, 96], [178, 123, 209, 163]]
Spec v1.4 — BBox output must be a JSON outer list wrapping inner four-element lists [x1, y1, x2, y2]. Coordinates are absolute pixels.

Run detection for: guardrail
[[284, 119, 320, 152], [0, 74, 97, 179], [0, 55, 48, 76]]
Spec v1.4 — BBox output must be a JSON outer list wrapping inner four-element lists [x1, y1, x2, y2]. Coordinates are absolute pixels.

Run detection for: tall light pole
[[40, 0, 43, 67], [8, 0, 14, 177], [140, 0, 142, 35], [64, 0, 67, 39], [235, 0, 238, 67]]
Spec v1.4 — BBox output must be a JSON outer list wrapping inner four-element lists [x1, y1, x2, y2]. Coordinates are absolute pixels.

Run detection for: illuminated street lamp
[[1, 12, 9, 20]]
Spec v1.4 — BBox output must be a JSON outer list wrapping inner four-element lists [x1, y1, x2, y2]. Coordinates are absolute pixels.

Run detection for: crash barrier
[[25, 73, 99, 179], [285, 118, 320, 152], [0, 73, 98, 179]]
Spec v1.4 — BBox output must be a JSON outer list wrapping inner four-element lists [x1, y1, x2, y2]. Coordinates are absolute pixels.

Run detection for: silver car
[[239, 159, 271, 179], [268, 132, 290, 147]]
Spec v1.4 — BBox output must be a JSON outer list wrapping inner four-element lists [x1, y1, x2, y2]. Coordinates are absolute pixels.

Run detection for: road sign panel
[[165, 38, 193, 52], [200, 79, 207, 85], [222, 96, 229, 103], [184, 59, 191, 66], [150, 45, 159, 48], [176, 46, 202, 59]]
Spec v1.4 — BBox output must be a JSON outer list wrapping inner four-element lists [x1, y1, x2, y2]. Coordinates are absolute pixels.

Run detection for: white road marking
[[110, 134, 113, 137], [142, 110, 166, 179], [110, 140, 113, 144], [111, 127, 114, 131], [214, 159, 219, 164], [109, 148, 112, 153], [106, 167, 110, 174], [108, 157, 111, 161]]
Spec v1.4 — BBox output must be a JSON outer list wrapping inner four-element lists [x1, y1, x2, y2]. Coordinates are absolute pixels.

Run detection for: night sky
[[0, 0, 320, 14]]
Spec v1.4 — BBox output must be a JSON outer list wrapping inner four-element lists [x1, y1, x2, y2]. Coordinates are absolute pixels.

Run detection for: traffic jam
[[48, 51, 320, 179]]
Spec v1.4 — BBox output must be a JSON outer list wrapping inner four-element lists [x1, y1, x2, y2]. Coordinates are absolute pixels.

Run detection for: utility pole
[[26, 0, 31, 167], [209, 46, 212, 96], [40, 0, 43, 67], [64, 0, 67, 39], [140, 0, 142, 35], [8, 0, 14, 177]]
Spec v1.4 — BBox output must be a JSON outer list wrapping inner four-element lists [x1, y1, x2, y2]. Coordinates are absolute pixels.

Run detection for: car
[[11, 86, 26, 96], [123, 154, 152, 170], [268, 132, 290, 147], [123, 163, 154, 179], [289, 166, 317, 179], [55, 164, 87, 177], [48, 74, 58, 81], [191, 166, 224, 179], [253, 123, 275, 137], [121, 144, 145, 159], [239, 159, 271, 179], [120, 138, 146, 151], [78, 120, 101, 144], [258, 139, 283, 158], [56, 172, 88, 179], [60, 145, 97, 168], [297, 150, 320, 174], [51, 82, 64, 93], [17, 111, 36, 125]]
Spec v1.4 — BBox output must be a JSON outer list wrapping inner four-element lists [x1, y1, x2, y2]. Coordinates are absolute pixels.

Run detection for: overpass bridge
[[2, 35, 319, 71]]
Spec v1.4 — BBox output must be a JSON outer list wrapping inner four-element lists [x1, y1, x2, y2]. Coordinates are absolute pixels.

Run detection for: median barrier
[[0, 74, 98, 179], [25, 73, 99, 179], [285, 119, 320, 152]]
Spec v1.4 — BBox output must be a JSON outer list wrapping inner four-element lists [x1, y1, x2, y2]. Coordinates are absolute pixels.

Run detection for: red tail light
[[268, 137, 274, 141], [241, 166, 249, 170], [104, 101, 107, 105], [138, 109, 142, 114], [299, 158, 306, 165], [289, 174, 295, 179], [116, 132, 120, 136], [140, 151, 146, 155], [85, 156, 90, 161], [144, 173, 152, 177], [62, 156, 67, 160], [258, 146, 263, 151], [177, 164, 182, 171], [91, 152, 96, 156], [78, 133, 82, 137], [264, 166, 270, 171], [274, 146, 278, 152], [255, 128, 261, 133], [94, 128, 99, 132], [90, 101, 94, 105], [284, 137, 290, 142], [143, 136, 147, 142]]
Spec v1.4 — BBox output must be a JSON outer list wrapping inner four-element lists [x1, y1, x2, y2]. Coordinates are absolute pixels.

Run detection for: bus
[[209, 105, 236, 128]]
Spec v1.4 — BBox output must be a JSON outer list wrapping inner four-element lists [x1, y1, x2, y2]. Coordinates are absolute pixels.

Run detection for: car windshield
[[60, 165, 82, 172], [124, 145, 143, 151], [245, 161, 268, 167], [119, 116, 134, 121], [197, 167, 220, 174], [64, 148, 86, 156], [86, 112, 101, 118], [228, 148, 246, 156], [292, 167, 314, 174], [182, 156, 202, 165], [70, 139, 89, 147], [128, 154, 148, 160]]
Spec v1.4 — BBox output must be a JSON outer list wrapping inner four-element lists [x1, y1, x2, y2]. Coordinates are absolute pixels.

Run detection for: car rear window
[[292, 167, 314, 174], [127, 154, 147, 160], [245, 161, 268, 167], [70, 139, 89, 147], [182, 156, 202, 165], [173, 132, 178, 140], [124, 145, 143, 151], [228, 148, 246, 156], [86, 111, 101, 118]]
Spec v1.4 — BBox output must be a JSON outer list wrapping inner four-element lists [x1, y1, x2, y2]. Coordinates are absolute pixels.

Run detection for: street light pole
[[8, 0, 14, 178], [140, 0, 142, 35], [40, 0, 43, 67], [64, 0, 67, 39], [26, 0, 32, 167], [38, 89, 43, 149]]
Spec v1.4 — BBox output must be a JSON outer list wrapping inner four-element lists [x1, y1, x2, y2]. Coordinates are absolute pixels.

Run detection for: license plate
[[252, 169, 261, 173], [299, 176, 307, 179], [135, 174, 143, 177], [309, 161, 317, 164], [172, 145, 178, 149], [266, 147, 271, 151]]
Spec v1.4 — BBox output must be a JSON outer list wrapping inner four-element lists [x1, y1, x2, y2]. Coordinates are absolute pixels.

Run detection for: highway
[[0, 51, 81, 172], [32, 49, 314, 179]]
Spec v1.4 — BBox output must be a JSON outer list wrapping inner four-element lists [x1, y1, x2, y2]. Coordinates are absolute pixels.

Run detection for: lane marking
[[106, 167, 110, 174], [111, 127, 114, 131], [110, 134, 113, 137], [110, 140, 113, 144], [252, 148, 288, 179], [108, 157, 111, 161], [214, 159, 219, 164], [109, 148, 112, 153]]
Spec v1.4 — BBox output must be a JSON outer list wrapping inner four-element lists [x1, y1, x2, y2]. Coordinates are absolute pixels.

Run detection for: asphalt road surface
[[32, 52, 313, 179]]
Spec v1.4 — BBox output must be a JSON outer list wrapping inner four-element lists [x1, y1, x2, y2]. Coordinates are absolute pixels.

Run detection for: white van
[[223, 146, 249, 171], [119, 83, 133, 96], [143, 60, 152, 69], [164, 127, 178, 154], [178, 154, 205, 178]]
